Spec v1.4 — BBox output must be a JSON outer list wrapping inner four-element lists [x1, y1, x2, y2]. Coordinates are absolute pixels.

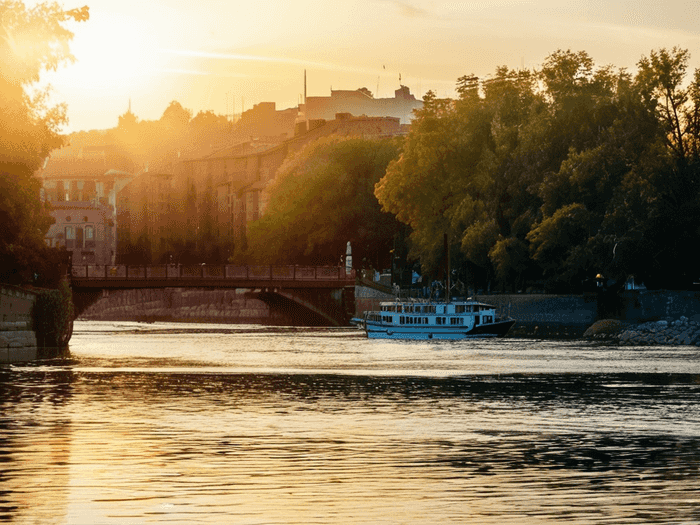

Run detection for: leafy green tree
[[376, 49, 695, 292], [0, 1, 88, 284], [376, 67, 544, 289], [238, 136, 403, 268]]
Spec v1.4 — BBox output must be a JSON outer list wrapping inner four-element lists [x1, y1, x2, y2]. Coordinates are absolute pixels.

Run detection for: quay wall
[[78, 286, 700, 341], [473, 294, 598, 338], [356, 288, 700, 339], [0, 284, 39, 363], [469, 291, 700, 338]]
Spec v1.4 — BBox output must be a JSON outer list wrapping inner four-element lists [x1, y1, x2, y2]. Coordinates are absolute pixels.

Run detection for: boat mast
[[444, 233, 450, 303]]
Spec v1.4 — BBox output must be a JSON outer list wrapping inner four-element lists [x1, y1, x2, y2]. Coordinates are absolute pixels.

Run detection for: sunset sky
[[43, 0, 700, 132]]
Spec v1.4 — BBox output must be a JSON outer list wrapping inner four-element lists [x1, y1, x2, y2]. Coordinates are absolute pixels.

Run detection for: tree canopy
[[106, 102, 230, 171], [237, 136, 404, 268], [0, 1, 88, 284], [376, 48, 700, 291]]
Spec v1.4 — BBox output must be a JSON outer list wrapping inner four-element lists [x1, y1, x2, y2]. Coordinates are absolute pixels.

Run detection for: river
[[1, 321, 700, 524]]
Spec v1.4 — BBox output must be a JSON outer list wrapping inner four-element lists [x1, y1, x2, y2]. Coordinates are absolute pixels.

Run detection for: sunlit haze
[[41, 0, 700, 132]]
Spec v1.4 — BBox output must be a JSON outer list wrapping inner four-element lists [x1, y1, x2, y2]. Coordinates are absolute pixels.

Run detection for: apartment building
[[37, 144, 134, 265]]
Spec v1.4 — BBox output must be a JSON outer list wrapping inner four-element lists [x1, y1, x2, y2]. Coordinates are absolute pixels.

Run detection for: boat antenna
[[444, 233, 450, 303]]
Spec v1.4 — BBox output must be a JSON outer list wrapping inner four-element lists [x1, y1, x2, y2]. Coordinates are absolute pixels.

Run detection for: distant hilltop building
[[302, 85, 422, 125]]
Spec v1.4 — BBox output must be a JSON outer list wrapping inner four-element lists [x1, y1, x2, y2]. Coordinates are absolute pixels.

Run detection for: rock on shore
[[584, 317, 700, 346]]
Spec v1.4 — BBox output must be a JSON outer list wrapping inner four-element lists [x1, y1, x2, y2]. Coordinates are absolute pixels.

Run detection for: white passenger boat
[[362, 298, 515, 340]]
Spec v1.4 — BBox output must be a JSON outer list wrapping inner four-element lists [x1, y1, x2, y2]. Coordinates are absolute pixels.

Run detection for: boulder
[[582, 319, 627, 339]]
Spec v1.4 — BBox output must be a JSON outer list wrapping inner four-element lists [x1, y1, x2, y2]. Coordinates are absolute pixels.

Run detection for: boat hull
[[365, 319, 515, 340]]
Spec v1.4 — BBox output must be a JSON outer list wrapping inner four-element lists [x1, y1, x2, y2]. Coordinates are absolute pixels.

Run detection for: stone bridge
[[70, 264, 356, 326]]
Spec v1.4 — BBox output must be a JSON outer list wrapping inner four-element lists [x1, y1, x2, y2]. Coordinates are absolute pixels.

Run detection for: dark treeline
[[248, 47, 700, 292], [374, 48, 700, 292]]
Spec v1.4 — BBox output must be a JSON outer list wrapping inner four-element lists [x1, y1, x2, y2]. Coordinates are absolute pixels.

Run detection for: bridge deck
[[70, 264, 356, 289]]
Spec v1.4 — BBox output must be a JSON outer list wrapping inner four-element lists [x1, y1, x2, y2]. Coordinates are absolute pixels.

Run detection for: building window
[[85, 226, 94, 239], [65, 226, 75, 249]]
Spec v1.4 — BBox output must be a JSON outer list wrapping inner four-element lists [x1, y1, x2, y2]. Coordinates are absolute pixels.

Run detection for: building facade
[[304, 85, 422, 125], [118, 114, 404, 264], [38, 144, 134, 266]]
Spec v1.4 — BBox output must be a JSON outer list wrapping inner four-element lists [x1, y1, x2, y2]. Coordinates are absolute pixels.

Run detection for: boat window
[[475, 315, 480, 325]]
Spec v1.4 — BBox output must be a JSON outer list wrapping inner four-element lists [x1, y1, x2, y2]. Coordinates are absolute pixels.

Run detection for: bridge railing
[[71, 264, 356, 281]]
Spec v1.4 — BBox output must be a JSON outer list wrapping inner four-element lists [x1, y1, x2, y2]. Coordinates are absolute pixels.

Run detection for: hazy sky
[[43, 0, 700, 132]]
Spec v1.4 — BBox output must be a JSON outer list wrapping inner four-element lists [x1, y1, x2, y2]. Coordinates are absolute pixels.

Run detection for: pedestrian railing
[[71, 265, 355, 281]]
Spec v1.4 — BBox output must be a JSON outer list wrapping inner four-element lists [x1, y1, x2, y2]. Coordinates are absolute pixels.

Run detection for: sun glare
[[62, 14, 158, 91]]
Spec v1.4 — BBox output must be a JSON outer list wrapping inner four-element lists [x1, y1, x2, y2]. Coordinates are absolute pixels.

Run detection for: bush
[[33, 280, 74, 348]]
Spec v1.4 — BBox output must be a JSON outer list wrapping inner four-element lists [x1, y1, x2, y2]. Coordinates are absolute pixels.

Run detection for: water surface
[[2, 321, 700, 524]]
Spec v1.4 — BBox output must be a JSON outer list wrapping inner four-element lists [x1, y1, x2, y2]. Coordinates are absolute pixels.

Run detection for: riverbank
[[584, 317, 700, 346], [1, 283, 73, 363]]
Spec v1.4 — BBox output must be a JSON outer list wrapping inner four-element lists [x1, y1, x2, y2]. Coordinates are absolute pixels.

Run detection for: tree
[[0, 1, 89, 284], [376, 68, 543, 290], [629, 47, 700, 288], [376, 49, 691, 292], [188, 110, 230, 149], [238, 136, 404, 268], [160, 100, 191, 130]]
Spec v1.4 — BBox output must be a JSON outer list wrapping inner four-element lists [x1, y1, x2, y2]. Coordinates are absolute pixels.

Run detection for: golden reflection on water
[[2, 323, 700, 524]]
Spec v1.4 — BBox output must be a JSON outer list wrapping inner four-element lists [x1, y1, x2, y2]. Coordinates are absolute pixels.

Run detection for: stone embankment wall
[[83, 285, 700, 345], [354, 280, 395, 317], [474, 294, 598, 338], [80, 288, 275, 323], [477, 290, 700, 339], [0, 284, 38, 363]]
